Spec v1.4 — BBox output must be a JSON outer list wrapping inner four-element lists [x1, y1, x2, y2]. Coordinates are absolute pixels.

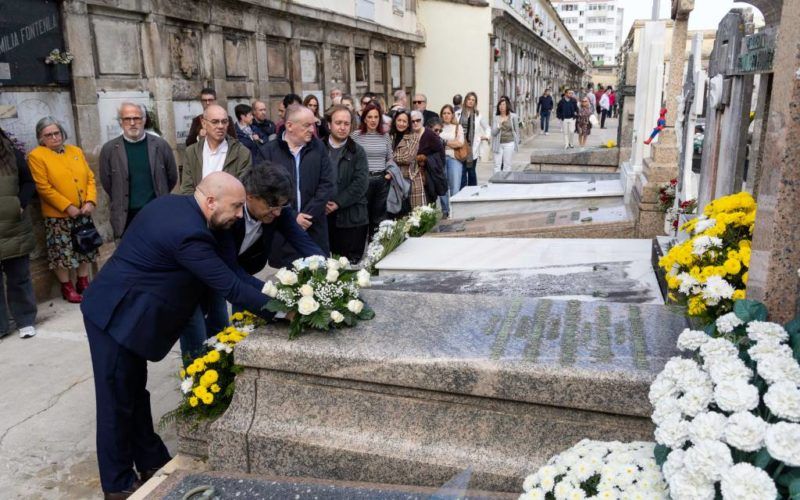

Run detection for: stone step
[[529, 146, 619, 167], [489, 170, 621, 184], [450, 180, 625, 219], [210, 290, 685, 492], [433, 205, 635, 240]]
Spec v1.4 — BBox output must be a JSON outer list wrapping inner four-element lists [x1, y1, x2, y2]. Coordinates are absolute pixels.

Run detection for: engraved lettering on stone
[[628, 305, 650, 370], [559, 300, 581, 365], [490, 298, 523, 360], [523, 299, 552, 362], [592, 305, 613, 362]]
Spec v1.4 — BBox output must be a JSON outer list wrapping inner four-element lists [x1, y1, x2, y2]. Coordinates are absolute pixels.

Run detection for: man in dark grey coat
[[99, 102, 178, 238]]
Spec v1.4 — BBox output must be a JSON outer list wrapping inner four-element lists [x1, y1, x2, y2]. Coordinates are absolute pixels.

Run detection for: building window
[[355, 52, 368, 83], [392, 0, 404, 15], [356, 0, 375, 20]]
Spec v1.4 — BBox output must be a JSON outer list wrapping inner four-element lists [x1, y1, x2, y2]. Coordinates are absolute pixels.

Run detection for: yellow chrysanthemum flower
[[733, 289, 746, 300], [206, 350, 220, 363], [688, 296, 707, 316], [189, 396, 199, 407], [742, 272, 749, 284], [202, 393, 214, 405], [723, 258, 742, 275], [231, 312, 244, 322], [667, 275, 680, 289], [193, 385, 208, 398], [211, 384, 221, 393]]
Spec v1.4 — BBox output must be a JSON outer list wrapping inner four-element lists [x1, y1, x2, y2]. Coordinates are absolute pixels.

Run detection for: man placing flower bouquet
[[80, 172, 277, 500]]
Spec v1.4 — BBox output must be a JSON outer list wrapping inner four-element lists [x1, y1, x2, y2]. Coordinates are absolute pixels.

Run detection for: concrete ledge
[[530, 147, 620, 167]]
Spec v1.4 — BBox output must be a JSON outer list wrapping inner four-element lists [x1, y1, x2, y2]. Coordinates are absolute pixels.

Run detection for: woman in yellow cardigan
[[28, 117, 98, 303]]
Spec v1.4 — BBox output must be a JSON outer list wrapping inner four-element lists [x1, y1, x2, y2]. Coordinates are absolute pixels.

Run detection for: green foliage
[[733, 299, 769, 323], [654, 444, 670, 467]]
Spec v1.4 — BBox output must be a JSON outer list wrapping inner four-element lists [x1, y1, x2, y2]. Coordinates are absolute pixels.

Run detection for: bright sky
[[619, 0, 766, 38]]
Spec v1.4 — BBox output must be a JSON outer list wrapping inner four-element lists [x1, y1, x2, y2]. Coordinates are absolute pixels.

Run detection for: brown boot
[[103, 479, 143, 500], [76, 275, 90, 294], [60, 282, 82, 303]]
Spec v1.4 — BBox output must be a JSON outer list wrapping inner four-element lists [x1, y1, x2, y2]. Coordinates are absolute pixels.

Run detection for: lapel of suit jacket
[[113, 136, 129, 182], [146, 134, 159, 185]]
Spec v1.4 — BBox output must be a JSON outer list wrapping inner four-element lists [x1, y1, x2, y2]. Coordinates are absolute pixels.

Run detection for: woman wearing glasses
[[27, 117, 98, 303], [391, 110, 423, 215]]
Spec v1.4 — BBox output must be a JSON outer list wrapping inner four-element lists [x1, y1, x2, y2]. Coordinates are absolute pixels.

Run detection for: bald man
[[180, 104, 252, 195], [81, 172, 272, 498], [254, 104, 335, 267]]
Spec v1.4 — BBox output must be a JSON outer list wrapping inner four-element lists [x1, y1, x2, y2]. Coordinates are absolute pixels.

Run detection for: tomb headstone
[[208, 290, 686, 492]]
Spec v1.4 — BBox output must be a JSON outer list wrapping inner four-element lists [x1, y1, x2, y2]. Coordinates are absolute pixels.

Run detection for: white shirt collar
[[122, 132, 147, 143]]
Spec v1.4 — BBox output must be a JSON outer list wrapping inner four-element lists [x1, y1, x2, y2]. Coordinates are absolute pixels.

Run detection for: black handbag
[[71, 219, 103, 254]]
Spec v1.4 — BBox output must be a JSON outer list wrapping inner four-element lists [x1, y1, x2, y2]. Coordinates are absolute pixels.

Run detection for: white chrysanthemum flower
[[764, 381, 800, 422], [713, 379, 760, 413], [715, 312, 743, 334], [668, 469, 715, 500], [180, 377, 194, 394], [662, 358, 703, 380], [676, 329, 709, 351], [682, 440, 732, 483], [704, 356, 753, 385], [679, 386, 715, 417], [701, 275, 735, 305], [746, 321, 789, 344], [655, 414, 689, 448], [553, 479, 575, 499], [569, 460, 594, 482], [724, 412, 767, 452], [652, 397, 681, 426], [688, 412, 727, 442], [699, 337, 739, 362], [692, 235, 723, 256], [764, 422, 800, 466], [677, 272, 700, 295], [756, 352, 800, 385], [694, 217, 716, 234], [522, 473, 538, 492], [748, 341, 793, 363], [720, 463, 777, 500], [662, 449, 685, 481], [519, 488, 546, 500]]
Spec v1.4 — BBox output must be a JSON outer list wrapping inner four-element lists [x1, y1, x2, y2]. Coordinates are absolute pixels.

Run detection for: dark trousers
[[0, 255, 37, 336], [460, 159, 477, 189], [540, 112, 550, 133], [178, 296, 229, 366], [84, 319, 171, 493], [601, 109, 609, 128], [366, 174, 389, 238], [328, 214, 367, 263]]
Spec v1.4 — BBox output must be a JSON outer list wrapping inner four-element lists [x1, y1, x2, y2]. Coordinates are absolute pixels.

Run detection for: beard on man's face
[[208, 211, 236, 230]]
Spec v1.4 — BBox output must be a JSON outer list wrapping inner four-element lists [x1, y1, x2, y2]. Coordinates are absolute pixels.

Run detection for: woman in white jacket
[[599, 88, 611, 129], [455, 91, 490, 188], [491, 96, 520, 173]]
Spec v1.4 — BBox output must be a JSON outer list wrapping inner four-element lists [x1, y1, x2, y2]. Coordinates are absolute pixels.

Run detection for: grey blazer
[[385, 163, 410, 215], [99, 133, 178, 238]]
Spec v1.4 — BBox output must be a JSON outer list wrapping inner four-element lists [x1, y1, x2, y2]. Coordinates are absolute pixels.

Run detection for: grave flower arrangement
[[649, 300, 800, 500], [658, 178, 678, 212], [44, 49, 74, 65], [519, 440, 669, 499], [362, 204, 441, 271], [665, 198, 698, 232], [658, 191, 756, 324], [262, 255, 375, 340], [163, 312, 260, 423]]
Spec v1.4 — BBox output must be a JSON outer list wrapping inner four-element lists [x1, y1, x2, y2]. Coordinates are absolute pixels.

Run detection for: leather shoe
[[60, 282, 82, 303], [103, 479, 143, 500]]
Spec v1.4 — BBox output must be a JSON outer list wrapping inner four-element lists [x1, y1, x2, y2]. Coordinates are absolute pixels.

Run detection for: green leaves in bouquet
[[733, 299, 768, 324], [265, 300, 288, 314], [654, 443, 670, 467], [357, 305, 375, 321], [786, 317, 800, 363]]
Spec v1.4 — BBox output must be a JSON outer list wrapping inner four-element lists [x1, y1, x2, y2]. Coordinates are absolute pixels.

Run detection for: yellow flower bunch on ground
[[169, 311, 262, 421], [658, 192, 756, 324]]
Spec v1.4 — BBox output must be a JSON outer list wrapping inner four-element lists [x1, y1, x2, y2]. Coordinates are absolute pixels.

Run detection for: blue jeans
[[460, 159, 477, 189], [540, 112, 550, 133], [0, 255, 37, 336], [438, 156, 463, 216]]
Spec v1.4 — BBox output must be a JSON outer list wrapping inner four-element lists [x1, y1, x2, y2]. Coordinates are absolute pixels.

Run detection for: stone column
[[748, 0, 800, 324], [141, 13, 176, 149], [632, 1, 693, 238]]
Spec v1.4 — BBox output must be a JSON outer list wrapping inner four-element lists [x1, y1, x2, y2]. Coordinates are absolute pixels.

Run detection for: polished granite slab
[[489, 170, 621, 184]]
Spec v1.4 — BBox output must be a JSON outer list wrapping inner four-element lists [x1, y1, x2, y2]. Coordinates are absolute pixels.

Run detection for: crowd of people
[[537, 83, 617, 149]]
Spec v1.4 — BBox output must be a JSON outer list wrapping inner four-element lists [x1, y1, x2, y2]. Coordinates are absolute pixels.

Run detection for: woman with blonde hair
[[438, 104, 464, 217], [455, 91, 489, 188]]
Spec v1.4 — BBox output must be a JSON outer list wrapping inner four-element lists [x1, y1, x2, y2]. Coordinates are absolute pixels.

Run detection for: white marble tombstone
[[679, 33, 705, 203]]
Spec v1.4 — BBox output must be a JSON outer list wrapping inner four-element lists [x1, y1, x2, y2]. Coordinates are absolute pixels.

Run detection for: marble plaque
[[0, 90, 75, 152], [390, 54, 401, 89], [300, 47, 318, 83], [96, 91, 150, 144], [224, 37, 249, 78], [173, 100, 202, 143], [91, 16, 141, 75]]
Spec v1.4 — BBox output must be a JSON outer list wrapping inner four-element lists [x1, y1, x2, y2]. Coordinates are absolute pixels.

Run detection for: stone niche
[[266, 39, 289, 80], [168, 27, 202, 80], [328, 46, 349, 86], [224, 35, 250, 79], [91, 16, 142, 76]]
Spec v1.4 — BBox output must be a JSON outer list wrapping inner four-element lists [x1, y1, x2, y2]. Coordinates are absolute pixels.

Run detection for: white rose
[[308, 259, 320, 271], [275, 268, 298, 286], [347, 299, 364, 314], [676, 328, 710, 351], [688, 412, 727, 442], [262, 280, 278, 298], [296, 295, 320, 316], [764, 422, 800, 466], [764, 381, 800, 422], [720, 463, 778, 500], [326, 258, 340, 271], [292, 258, 304, 270], [299, 284, 314, 297], [746, 321, 789, 344], [681, 440, 732, 483], [338, 256, 349, 267], [724, 412, 767, 452], [330, 310, 345, 323], [326, 268, 340, 282], [713, 379, 759, 413], [356, 269, 371, 288]]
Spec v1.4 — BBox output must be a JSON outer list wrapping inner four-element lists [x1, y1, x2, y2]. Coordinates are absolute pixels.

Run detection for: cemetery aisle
[[0, 301, 180, 499]]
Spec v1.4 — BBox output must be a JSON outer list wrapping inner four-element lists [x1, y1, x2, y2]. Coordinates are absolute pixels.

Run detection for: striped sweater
[[351, 130, 395, 173]]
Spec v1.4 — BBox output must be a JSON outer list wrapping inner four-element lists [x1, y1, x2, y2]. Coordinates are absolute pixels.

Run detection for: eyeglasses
[[432, 129, 442, 134], [413, 100, 425, 104], [42, 131, 62, 138], [200, 98, 216, 103], [411, 119, 422, 124], [265, 203, 290, 214], [203, 118, 229, 126], [120, 116, 143, 124]]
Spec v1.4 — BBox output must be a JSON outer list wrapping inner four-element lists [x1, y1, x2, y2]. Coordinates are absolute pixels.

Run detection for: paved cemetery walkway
[[0, 300, 180, 499]]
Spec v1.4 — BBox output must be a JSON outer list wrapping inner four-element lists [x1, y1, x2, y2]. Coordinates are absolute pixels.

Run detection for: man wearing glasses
[[99, 102, 178, 238], [412, 93, 439, 127], [185, 88, 236, 146]]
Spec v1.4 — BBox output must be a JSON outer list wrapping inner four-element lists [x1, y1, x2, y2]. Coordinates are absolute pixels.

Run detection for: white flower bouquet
[[649, 299, 800, 499], [263, 255, 375, 339], [362, 204, 441, 272], [405, 204, 440, 237], [519, 440, 669, 499]]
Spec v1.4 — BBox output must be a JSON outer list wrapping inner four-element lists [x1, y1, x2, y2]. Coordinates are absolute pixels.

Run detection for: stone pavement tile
[[0, 299, 181, 499]]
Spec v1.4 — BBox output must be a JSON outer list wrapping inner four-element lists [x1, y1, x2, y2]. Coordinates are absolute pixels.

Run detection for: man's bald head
[[195, 172, 246, 230], [284, 105, 315, 146]]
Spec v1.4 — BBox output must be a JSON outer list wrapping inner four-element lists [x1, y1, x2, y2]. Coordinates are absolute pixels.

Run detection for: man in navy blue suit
[[81, 172, 271, 499]]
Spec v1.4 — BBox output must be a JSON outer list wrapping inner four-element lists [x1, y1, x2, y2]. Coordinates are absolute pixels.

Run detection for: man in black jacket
[[253, 105, 336, 267], [251, 100, 276, 142], [556, 89, 579, 149], [536, 88, 554, 135]]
